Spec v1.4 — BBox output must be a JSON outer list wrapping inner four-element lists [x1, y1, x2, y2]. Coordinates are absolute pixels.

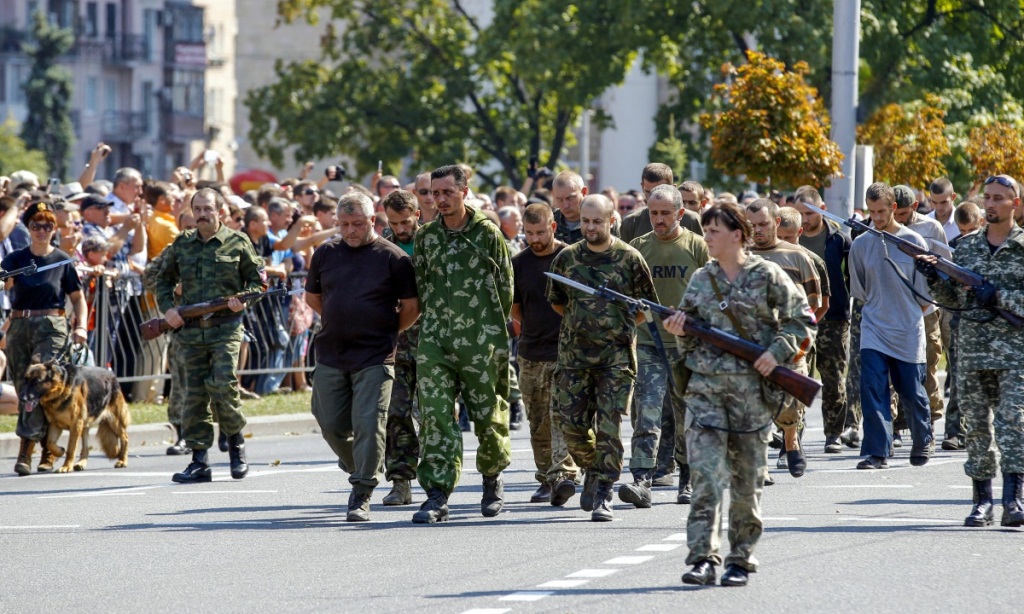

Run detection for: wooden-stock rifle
[[545, 273, 822, 406], [140, 287, 301, 341]]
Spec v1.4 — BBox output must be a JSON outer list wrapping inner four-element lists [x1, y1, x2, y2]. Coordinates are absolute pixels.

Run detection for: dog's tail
[[96, 392, 130, 460]]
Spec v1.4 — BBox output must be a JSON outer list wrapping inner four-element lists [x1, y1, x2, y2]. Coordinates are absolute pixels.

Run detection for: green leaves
[[20, 11, 74, 179], [0, 118, 48, 178]]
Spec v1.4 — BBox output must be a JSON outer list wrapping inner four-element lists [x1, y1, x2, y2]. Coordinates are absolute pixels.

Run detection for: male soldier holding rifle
[[155, 188, 266, 483], [917, 174, 1024, 528]]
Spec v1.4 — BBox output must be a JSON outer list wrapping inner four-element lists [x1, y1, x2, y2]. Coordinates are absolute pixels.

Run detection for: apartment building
[[0, 0, 235, 181]]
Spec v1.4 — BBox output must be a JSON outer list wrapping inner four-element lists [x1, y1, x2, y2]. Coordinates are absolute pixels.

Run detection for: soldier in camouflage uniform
[[380, 190, 422, 506], [411, 165, 514, 524], [665, 202, 815, 587], [547, 194, 658, 522], [920, 174, 1024, 528], [155, 188, 265, 484]]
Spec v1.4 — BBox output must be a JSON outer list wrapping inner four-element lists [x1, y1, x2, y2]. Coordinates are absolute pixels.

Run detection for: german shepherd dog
[[20, 358, 130, 473]]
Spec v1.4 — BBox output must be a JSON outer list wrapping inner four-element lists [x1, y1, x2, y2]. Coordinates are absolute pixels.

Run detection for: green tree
[[699, 51, 843, 189], [248, 0, 653, 186], [0, 117, 49, 178], [20, 11, 75, 180]]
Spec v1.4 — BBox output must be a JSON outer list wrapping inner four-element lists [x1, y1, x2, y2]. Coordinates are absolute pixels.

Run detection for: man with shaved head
[[547, 194, 658, 521]]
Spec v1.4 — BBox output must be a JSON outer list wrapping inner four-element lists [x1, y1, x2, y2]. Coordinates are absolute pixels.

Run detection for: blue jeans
[[859, 348, 933, 458]]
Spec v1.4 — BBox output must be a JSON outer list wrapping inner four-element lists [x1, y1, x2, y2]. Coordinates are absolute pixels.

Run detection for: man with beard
[[548, 194, 657, 521], [625, 185, 708, 507], [511, 204, 580, 505], [155, 188, 265, 483], [379, 190, 422, 505], [745, 199, 821, 478]]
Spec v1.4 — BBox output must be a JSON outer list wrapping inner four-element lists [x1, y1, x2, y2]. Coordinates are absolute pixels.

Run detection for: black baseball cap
[[79, 194, 111, 211]]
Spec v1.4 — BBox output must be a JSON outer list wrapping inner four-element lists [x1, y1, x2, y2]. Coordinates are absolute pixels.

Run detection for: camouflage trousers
[[552, 366, 633, 485], [684, 372, 770, 572], [960, 368, 1024, 480], [630, 346, 675, 472], [508, 359, 522, 404], [415, 338, 511, 496], [845, 302, 864, 430], [178, 327, 247, 450], [518, 357, 578, 483], [385, 353, 419, 481], [773, 360, 809, 430], [9, 316, 68, 441], [944, 320, 963, 438], [809, 320, 849, 438], [167, 336, 185, 428]]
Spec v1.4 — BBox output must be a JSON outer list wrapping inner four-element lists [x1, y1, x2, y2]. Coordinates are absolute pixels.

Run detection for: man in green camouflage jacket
[[919, 174, 1024, 528], [547, 194, 658, 522], [411, 165, 514, 524]]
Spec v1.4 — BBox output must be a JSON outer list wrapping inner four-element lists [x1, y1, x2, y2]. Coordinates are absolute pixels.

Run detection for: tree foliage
[[20, 12, 75, 180], [248, 0, 654, 187], [857, 95, 950, 188], [966, 122, 1024, 184], [698, 51, 842, 189], [0, 117, 49, 178]]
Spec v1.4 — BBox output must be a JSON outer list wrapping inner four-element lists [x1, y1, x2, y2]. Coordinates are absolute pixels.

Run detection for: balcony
[[103, 34, 150, 65], [163, 111, 205, 141], [102, 111, 149, 141]]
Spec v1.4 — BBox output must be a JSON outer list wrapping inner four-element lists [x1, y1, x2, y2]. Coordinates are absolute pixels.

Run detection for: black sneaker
[[840, 426, 861, 448], [856, 456, 889, 470], [824, 437, 842, 454], [412, 489, 449, 524]]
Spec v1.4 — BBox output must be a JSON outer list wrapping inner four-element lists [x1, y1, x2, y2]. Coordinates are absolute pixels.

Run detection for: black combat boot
[[347, 488, 373, 522], [382, 479, 413, 506], [551, 477, 576, 507], [172, 449, 212, 484], [677, 465, 692, 504], [1001, 473, 1024, 527], [529, 481, 552, 503], [14, 438, 34, 476], [580, 470, 599, 512], [227, 432, 248, 479], [166, 425, 191, 456], [964, 479, 994, 527], [681, 560, 716, 586], [412, 489, 449, 524], [509, 400, 524, 431], [591, 482, 614, 522], [618, 469, 652, 509], [481, 473, 504, 517], [218, 429, 229, 452], [720, 565, 750, 587]]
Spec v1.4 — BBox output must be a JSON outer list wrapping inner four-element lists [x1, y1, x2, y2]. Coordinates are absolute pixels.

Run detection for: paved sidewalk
[[0, 412, 320, 459]]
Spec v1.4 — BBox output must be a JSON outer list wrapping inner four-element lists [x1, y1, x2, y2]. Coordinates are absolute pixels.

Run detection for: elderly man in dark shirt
[[306, 192, 420, 522]]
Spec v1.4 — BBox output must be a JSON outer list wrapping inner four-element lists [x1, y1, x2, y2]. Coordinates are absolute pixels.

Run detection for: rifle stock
[[140, 288, 285, 341]]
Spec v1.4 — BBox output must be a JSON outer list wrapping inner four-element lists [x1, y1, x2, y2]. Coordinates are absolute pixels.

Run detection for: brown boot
[[37, 446, 55, 473], [14, 438, 34, 476]]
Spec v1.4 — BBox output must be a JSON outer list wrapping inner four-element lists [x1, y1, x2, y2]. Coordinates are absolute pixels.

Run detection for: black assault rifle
[[545, 273, 822, 406], [0, 258, 74, 281], [817, 208, 1024, 328]]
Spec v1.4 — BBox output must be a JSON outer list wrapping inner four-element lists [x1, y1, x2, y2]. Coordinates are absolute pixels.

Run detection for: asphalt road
[[1, 398, 1022, 614]]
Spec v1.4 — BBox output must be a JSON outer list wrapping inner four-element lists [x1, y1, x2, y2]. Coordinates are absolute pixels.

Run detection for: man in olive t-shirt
[[628, 185, 709, 507]]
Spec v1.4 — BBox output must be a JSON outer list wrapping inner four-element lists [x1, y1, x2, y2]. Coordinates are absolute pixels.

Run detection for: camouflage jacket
[[547, 237, 657, 373], [928, 224, 1024, 371], [413, 204, 513, 347], [677, 255, 816, 375], [155, 224, 265, 345]]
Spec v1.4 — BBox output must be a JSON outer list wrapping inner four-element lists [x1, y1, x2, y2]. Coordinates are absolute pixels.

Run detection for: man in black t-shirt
[[511, 204, 580, 505], [306, 193, 419, 522]]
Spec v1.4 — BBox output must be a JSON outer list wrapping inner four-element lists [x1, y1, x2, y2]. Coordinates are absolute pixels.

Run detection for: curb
[[0, 413, 320, 460]]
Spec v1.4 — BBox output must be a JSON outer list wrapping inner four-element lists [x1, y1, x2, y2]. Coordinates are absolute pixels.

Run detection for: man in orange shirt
[[145, 181, 180, 259]]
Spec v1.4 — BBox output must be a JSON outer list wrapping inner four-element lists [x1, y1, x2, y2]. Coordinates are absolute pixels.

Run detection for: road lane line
[[603, 555, 655, 565], [636, 544, 681, 552], [838, 517, 954, 524], [537, 579, 589, 588], [171, 490, 278, 495], [566, 569, 619, 578], [808, 484, 914, 488], [498, 591, 554, 602], [663, 533, 687, 541], [39, 491, 146, 499], [459, 610, 511, 614], [0, 525, 81, 530]]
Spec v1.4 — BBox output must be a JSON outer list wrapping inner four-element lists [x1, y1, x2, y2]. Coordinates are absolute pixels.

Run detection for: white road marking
[[0, 525, 81, 530], [636, 544, 681, 552], [39, 491, 147, 499], [808, 484, 915, 489], [838, 517, 954, 524], [603, 555, 655, 565], [663, 533, 687, 541], [537, 579, 590, 588], [566, 569, 619, 578], [498, 591, 554, 602], [171, 490, 278, 495], [762, 517, 799, 521], [459, 610, 511, 614]]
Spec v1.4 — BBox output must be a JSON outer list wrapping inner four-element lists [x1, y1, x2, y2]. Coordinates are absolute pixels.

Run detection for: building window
[[85, 2, 98, 38], [85, 76, 98, 113], [10, 64, 25, 104], [104, 77, 116, 111], [172, 69, 203, 116], [0, 64, 6, 103]]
